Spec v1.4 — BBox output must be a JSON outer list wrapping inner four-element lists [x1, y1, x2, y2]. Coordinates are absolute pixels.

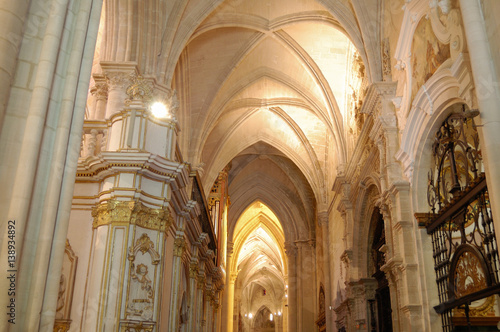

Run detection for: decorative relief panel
[[125, 233, 160, 321]]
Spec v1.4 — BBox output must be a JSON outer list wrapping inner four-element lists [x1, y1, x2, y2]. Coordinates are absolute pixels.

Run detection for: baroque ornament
[[92, 200, 173, 233], [173, 236, 186, 257], [128, 233, 161, 265]]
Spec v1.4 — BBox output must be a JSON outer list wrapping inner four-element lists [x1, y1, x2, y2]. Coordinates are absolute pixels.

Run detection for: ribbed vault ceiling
[[170, 0, 376, 316]]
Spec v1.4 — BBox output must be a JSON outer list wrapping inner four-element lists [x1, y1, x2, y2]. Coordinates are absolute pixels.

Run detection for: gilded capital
[[189, 263, 199, 279], [173, 236, 186, 257], [92, 200, 173, 233]]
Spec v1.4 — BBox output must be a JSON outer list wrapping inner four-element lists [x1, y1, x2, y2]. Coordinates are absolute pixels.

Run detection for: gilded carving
[[189, 263, 199, 279], [53, 320, 71, 332], [128, 233, 160, 265], [119, 321, 155, 332], [92, 200, 173, 233], [173, 236, 186, 257], [453, 251, 487, 298]]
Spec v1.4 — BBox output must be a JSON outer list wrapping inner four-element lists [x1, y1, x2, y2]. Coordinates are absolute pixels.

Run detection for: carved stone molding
[[90, 82, 109, 101], [106, 72, 132, 91], [92, 200, 173, 233], [125, 74, 154, 106]]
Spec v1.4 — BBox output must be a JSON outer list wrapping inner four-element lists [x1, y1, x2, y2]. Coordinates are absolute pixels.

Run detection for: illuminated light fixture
[[278, 311, 282, 316], [285, 294, 288, 298], [270, 314, 273, 321], [286, 285, 288, 289], [245, 314, 247, 317], [150, 101, 169, 119], [249, 313, 253, 319]]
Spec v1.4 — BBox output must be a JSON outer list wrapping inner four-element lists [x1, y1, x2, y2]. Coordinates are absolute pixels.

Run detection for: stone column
[[204, 278, 213, 332], [82, 201, 172, 332], [188, 256, 200, 332], [222, 241, 234, 331], [284, 242, 298, 332], [226, 272, 238, 332], [296, 240, 317, 330], [168, 232, 187, 331], [318, 211, 334, 332], [459, 0, 500, 244], [90, 76, 109, 119], [196, 268, 206, 332]]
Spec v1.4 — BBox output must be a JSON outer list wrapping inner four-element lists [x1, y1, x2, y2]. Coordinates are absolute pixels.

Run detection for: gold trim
[[53, 320, 71, 332], [119, 320, 155, 332], [92, 200, 173, 233], [76, 162, 178, 179]]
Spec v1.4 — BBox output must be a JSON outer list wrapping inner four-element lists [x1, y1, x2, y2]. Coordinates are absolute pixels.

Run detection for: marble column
[[459, 0, 500, 245]]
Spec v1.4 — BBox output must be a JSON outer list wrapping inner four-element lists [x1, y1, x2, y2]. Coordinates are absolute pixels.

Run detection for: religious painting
[[411, 16, 450, 104]]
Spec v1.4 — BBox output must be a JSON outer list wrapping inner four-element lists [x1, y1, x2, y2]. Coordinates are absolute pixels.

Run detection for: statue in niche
[[127, 263, 154, 320], [55, 274, 66, 320]]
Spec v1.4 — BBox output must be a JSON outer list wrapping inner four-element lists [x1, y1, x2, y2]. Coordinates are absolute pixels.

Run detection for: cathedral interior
[[1, 0, 500, 331]]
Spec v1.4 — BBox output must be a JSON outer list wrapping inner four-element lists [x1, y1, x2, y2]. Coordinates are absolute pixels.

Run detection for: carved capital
[[90, 82, 109, 101], [125, 74, 154, 106], [173, 236, 186, 257], [92, 200, 173, 233], [189, 262, 199, 279], [106, 72, 132, 91]]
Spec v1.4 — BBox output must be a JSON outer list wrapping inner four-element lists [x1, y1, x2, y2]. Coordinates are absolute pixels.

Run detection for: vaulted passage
[[2, 0, 500, 332]]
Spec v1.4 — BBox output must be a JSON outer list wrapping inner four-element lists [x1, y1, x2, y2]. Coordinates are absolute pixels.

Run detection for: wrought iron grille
[[425, 110, 500, 331]]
